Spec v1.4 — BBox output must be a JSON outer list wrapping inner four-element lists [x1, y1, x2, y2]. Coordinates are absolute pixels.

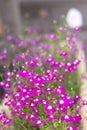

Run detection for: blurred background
[[0, 0, 87, 53]]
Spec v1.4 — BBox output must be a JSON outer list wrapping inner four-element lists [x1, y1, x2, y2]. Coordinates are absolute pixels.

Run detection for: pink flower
[[46, 33, 58, 40], [70, 114, 82, 124], [61, 115, 71, 123], [3, 119, 12, 125], [6, 35, 13, 41], [46, 114, 57, 121], [67, 126, 78, 130], [54, 85, 65, 95], [12, 109, 19, 115], [56, 96, 74, 107], [0, 112, 6, 121], [58, 107, 67, 114], [27, 114, 38, 121], [74, 95, 81, 101], [33, 120, 45, 126], [45, 105, 56, 113], [19, 111, 26, 118]]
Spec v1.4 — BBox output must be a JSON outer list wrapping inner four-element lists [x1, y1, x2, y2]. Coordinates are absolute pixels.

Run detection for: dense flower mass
[[0, 24, 84, 130]]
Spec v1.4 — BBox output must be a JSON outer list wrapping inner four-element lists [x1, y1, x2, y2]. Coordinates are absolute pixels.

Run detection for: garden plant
[[0, 22, 86, 130]]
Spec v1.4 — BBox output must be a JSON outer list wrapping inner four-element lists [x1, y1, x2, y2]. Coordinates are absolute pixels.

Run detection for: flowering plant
[[0, 24, 84, 130]]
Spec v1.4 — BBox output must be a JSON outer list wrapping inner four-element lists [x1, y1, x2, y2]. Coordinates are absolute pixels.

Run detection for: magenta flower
[[56, 99, 65, 107], [66, 126, 78, 130], [0, 114, 3, 121], [31, 88, 41, 96], [44, 87, 53, 94], [33, 120, 45, 126], [13, 101, 24, 109], [20, 96, 28, 103], [0, 112, 6, 121], [5, 100, 12, 106], [12, 109, 19, 115], [28, 102, 37, 110], [46, 114, 57, 121], [25, 60, 37, 67], [33, 98, 40, 103], [58, 27, 64, 31], [60, 52, 68, 57], [75, 114, 82, 122], [3, 83, 12, 89], [4, 72, 11, 78], [74, 27, 80, 31], [6, 35, 13, 41], [19, 111, 26, 118], [27, 114, 38, 121], [70, 114, 82, 124], [18, 70, 29, 78], [54, 85, 65, 95], [45, 105, 56, 113], [74, 95, 81, 101], [73, 59, 80, 66], [46, 33, 59, 40], [56, 96, 74, 107], [61, 115, 71, 123], [40, 99, 48, 106], [83, 100, 87, 105], [3, 119, 12, 125], [58, 107, 67, 114], [46, 58, 54, 63]]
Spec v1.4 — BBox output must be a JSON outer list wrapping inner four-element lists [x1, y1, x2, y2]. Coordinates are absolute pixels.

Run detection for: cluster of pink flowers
[[0, 25, 85, 130]]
